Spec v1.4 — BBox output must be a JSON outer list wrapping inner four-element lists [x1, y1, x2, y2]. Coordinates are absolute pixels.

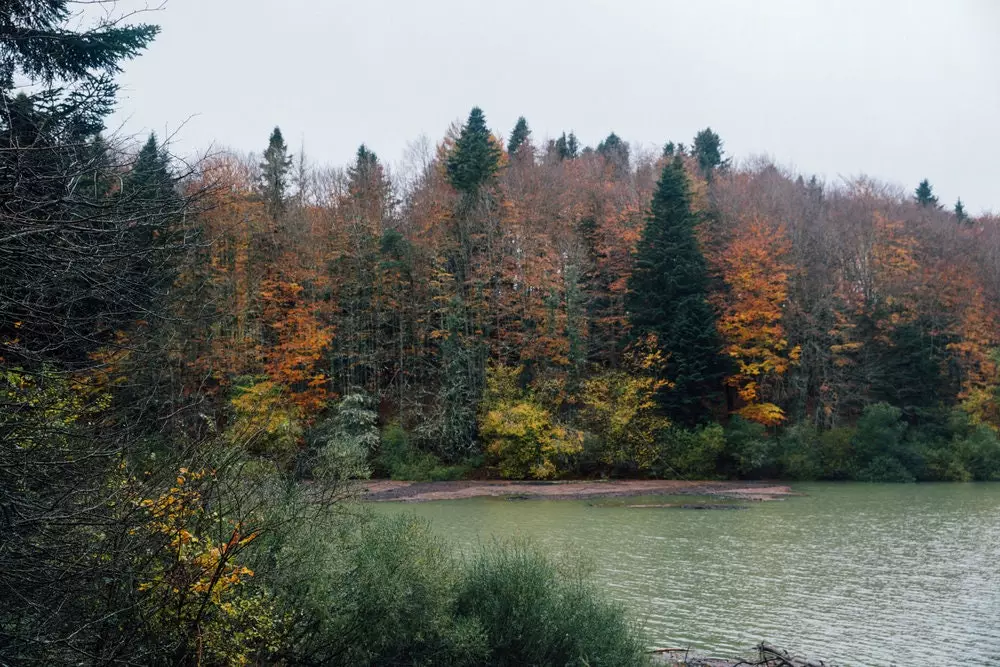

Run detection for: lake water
[[376, 483, 1000, 666]]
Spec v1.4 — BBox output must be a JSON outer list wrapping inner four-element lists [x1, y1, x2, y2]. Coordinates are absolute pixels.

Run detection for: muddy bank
[[361, 479, 796, 502]]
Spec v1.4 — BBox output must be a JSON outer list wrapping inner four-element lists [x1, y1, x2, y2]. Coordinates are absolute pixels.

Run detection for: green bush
[[852, 403, 919, 481], [723, 417, 776, 477], [456, 541, 649, 667], [376, 422, 471, 481], [654, 424, 726, 479]]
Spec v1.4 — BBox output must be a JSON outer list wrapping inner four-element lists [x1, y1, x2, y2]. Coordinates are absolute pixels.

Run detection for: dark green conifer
[[914, 179, 940, 208], [446, 107, 501, 194], [597, 132, 629, 177], [625, 157, 728, 425], [260, 126, 292, 218], [693, 127, 725, 178], [507, 116, 530, 156], [955, 198, 968, 223]]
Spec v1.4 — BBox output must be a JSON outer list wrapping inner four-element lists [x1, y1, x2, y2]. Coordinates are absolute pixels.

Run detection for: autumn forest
[[3, 2, 1000, 664]]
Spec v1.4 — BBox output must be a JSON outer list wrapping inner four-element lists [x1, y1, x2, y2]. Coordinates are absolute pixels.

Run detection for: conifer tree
[[507, 116, 530, 156], [693, 127, 725, 179], [597, 132, 629, 177], [260, 126, 292, 218], [626, 157, 728, 425], [914, 179, 939, 208], [446, 107, 501, 194], [955, 198, 968, 223], [553, 131, 579, 160]]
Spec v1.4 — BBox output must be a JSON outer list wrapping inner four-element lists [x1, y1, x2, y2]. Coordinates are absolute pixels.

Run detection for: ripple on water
[[377, 483, 1000, 666]]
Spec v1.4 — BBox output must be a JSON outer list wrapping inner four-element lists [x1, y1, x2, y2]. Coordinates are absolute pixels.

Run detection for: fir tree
[[914, 179, 939, 208], [597, 132, 629, 178], [260, 126, 292, 218], [662, 141, 676, 158], [507, 116, 530, 156], [955, 198, 969, 223], [446, 107, 501, 194], [693, 127, 724, 179], [626, 157, 728, 425], [554, 131, 579, 160]]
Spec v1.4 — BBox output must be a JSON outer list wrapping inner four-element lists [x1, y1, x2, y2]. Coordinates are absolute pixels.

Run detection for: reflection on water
[[377, 483, 1000, 666]]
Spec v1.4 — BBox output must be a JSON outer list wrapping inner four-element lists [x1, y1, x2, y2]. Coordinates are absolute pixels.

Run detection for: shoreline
[[361, 479, 796, 503]]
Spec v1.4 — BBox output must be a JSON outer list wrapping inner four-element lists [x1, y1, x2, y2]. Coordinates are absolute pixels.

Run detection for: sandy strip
[[361, 479, 796, 502]]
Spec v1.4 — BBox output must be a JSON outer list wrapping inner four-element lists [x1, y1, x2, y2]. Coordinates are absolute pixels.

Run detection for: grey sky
[[110, 0, 999, 213]]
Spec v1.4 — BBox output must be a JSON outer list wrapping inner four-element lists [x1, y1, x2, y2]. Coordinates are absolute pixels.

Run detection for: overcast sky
[[109, 0, 999, 213]]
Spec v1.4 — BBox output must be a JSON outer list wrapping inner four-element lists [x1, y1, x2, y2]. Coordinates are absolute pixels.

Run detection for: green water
[[376, 483, 1000, 666]]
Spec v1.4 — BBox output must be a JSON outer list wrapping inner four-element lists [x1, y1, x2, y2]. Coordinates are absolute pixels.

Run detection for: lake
[[376, 483, 1000, 666]]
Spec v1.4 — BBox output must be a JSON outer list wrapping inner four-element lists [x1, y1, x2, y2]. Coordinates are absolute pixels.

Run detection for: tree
[[260, 126, 292, 218], [955, 198, 969, 223], [597, 132, 629, 178], [693, 127, 725, 178], [553, 131, 579, 160], [914, 179, 939, 208], [625, 157, 728, 425], [507, 116, 530, 156], [446, 107, 501, 194]]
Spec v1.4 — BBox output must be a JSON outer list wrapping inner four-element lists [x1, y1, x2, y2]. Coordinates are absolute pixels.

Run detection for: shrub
[[456, 541, 649, 667], [478, 364, 582, 479], [580, 370, 670, 473], [723, 416, 776, 477], [376, 423, 472, 481], [655, 424, 726, 479]]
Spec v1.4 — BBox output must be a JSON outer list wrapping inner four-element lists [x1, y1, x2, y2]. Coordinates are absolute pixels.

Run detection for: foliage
[[455, 541, 649, 667], [626, 156, 729, 425], [446, 106, 502, 194], [376, 423, 472, 481], [305, 392, 379, 481], [654, 424, 726, 479], [228, 378, 304, 462], [478, 364, 582, 479]]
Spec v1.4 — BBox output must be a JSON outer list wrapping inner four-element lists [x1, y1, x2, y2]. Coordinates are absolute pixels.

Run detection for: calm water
[[376, 483, 1000, 666]]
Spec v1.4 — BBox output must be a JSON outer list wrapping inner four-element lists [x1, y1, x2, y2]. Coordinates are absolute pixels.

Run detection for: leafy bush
[[456, 541, 649, 667], [305, 392, 378, 481], [723, 416, 776, 477], [376, 423, 472, 481], [227, 377, 303, 463], [478, 364, 582, 479], [852, 403, 918, 481], [654, 424, 726, 479], [580, 370, 670, 473]]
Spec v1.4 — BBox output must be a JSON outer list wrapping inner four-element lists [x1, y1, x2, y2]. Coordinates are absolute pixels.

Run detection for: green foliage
[[693, 127, 725, 178], [655, 424, 726, 479], [478, 364, 582, 479], [723, 417, 775, 477], [914, 178, 940, 208], [446, 106, 501, 194], [260, 126, 292, 218], [626, 157, 729, 426], [376, 423, 472, 481], [227, 377, 303, 462], [553, 131, 579, 160], [456, 541, 649, 667], [852, 402, 916, 481], [954, 198, 969, 223], [597, 131, 630, 177], [507, 116, 530, 155], [306, 392, 379, 481], [580, 369, 669, 473]]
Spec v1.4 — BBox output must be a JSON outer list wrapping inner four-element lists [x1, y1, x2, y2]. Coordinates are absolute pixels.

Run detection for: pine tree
[[260, 126, 292, 218], [626, 157, 728, 425], [693, 127, 725, 179], [446, 107, 501, 194], [597, 132, 629, 178], [955, 198, 969, 223], [553, 131, 579, 160], [662, 141, 676, 158], [914, 179, 939, 208], [507, 116, 530, 156]]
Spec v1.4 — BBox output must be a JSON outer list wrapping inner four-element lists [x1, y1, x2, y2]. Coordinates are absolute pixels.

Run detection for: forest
[[3, 2, 1000, 665]]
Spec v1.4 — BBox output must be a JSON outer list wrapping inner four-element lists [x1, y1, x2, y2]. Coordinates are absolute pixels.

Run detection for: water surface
[[377, 483, 1000, 666]]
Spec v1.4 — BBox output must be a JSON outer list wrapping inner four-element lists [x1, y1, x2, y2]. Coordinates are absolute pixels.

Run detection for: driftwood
[[650, 643, 833, 666]]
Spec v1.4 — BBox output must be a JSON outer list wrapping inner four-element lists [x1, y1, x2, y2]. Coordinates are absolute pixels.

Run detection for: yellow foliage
[[478, 364, 582, 479], [581, 370, 669, 470]]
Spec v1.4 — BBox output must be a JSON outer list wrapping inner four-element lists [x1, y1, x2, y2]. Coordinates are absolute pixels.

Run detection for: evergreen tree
[[693, 127, 725, 178], [955, 198, 969, 223], [597, 132, 629, 178], [507, 116, 531, 156], [914, 179, 939, 208], [446, 107, 501, 194], [553, 131, 579, 160], [260, 126, 292, 218], [662, 141, 676, 158], [626, 157, 728, 425]]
